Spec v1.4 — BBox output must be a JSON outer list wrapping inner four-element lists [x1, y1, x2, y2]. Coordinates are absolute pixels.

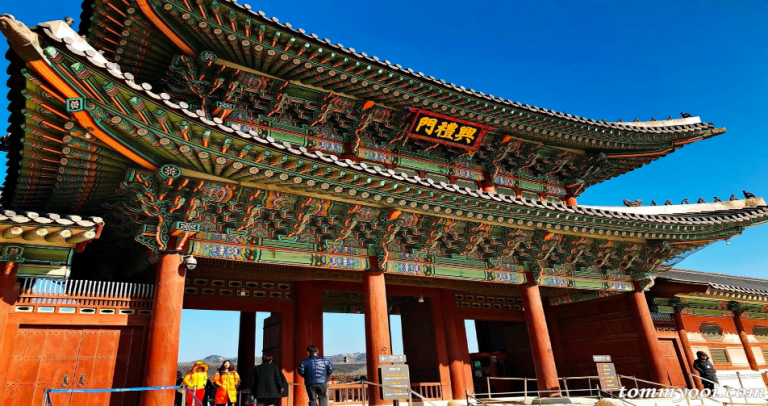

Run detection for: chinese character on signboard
[[406, 109, 490, 151], [66, 98, 84, 112]]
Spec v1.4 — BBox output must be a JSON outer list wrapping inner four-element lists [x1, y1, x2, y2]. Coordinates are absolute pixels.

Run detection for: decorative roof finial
[[64, 17, 75, 26]]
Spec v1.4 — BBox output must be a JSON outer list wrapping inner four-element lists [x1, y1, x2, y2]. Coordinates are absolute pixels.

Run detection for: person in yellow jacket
[[183, 361, 210, 406], [212, 360, 240, 406]]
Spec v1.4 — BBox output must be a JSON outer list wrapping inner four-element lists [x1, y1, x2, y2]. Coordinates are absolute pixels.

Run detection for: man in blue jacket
[[297, 345, 334, 406]]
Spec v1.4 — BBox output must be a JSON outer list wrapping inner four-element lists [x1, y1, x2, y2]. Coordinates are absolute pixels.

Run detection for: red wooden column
[[733, 311, 760, 371], [294, 281, 324, 406], [544, 304, 567, 375], [441, 289, 471, 401], [0, 262, 18, 396], [520, 285, 561, 397], [364, 271, 392, 405], [141, 251, 186, 406], [673, 307, 701, 389], [238, 311, 257, 386], [430, 297, 453, 399], [280, 308, 295, 406], [628, 291, 667, 385]]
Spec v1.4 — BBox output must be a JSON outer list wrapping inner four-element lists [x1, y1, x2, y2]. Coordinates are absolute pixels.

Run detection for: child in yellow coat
[[183, 361, 209, 406], [212, 360, 240, 406]]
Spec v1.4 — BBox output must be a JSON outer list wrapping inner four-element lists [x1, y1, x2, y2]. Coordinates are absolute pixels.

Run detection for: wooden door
[[400, 298, 440, 383], [263, 313, 282, 366], [4, 326, 146, 406], [659, 339, 688, 388]]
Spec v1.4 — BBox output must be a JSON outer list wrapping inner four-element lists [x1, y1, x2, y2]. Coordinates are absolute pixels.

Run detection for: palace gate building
[[0, 3, 767, 405]]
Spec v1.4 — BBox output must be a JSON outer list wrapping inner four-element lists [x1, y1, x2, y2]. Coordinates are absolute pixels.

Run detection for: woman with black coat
[[251, 355, 289, 406]]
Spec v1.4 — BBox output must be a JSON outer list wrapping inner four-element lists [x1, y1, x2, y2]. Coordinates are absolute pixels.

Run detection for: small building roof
[[661, 268, 768, 296]]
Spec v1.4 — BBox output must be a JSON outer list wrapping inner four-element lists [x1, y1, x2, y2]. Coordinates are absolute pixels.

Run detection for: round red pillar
[[673, 308, 701, 389], [141, 252, 186, 406], [441, 290, 470, 401], [628, 291, 667, 385], [238, 311, 257, 386], [520, 285, 561, 397], [364, 271, 392, 405], [734, 312, 760, 371]]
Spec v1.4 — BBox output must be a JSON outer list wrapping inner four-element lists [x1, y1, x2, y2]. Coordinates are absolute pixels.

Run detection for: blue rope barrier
[[47, 385, 182, 393]]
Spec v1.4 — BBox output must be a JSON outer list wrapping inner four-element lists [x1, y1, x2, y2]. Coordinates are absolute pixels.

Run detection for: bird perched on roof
[[64, 16, 75, 26], [697, 198, 706, 204], [633, 118, 640, 122], [681, 112, 693, 118], [730, 194, 737, 201], [681, 198, 689, 204], [667, 116, 674, 120], [617, 118, 624, 122], [664, 199, 673, 205], [651, 200, 657, 206], [651, 118, 657, 121], [743, 190, 756, 199], [623, 199, 642, 207], [713, 196, 722, 203]]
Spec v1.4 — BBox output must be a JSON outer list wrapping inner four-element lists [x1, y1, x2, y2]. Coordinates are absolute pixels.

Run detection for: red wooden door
[[263, 313, 282, 366], [5, 326, 146, 406], [659, 339, 687, 388]]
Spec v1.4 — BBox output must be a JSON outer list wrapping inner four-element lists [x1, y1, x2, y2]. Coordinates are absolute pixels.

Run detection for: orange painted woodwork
[[141, 252, 186, 406], [658, 339, 689, 388], [520, 284, 561, 397], [3, 326, 145, 406], [733, 313, 760, 371], [441, 290, 470, 399], [280, 310, 295, 406], [628, 291, 667, 385], [429, 297, 453, 398], [544, 305, 567, 375], [565, 197, 578, 206], [0, 263, 17, 352], [294, 281, 323, 406], [364, 271, 392, 405], [672, 309, 700, 389], [238, 312, 257, 385]]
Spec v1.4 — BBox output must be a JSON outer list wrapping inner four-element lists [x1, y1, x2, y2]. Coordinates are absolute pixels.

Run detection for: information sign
[[593, 355, 612, 363], [379, 354, 407, 364], [380, 365, 410, 400], [596, 362, 621, 391]]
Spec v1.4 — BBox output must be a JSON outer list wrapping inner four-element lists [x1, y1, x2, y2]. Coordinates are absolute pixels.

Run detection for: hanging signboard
[[405, 108, 491, 152], [379, 355, 407, 364], [380, 364, 411, 400], [593, 355, 612, 363], [596, 362, 621, 391]]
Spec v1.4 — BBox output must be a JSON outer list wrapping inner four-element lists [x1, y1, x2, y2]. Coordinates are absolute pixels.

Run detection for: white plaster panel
[[688, 332, 706, 342], [723, 333, 742, 344], [752, 347, 766, 365], [727, 347, 749, 366], [691, 346, 711, 358], [747, 335, 759, 343]]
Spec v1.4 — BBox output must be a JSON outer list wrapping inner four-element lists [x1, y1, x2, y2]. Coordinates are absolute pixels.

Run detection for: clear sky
[[1, 1, 767, 361]]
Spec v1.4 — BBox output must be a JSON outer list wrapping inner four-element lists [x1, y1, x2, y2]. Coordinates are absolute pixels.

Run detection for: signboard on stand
[[380, 364, 411, 400], [596, 362, 621, 391]]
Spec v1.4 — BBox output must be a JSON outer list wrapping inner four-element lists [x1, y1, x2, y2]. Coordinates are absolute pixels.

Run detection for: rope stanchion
[[185, 386, 207, 406], [43, 385, 183, 406]]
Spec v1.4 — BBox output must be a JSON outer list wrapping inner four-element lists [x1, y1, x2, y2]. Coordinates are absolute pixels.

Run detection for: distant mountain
[[182, 353, 364, 365]]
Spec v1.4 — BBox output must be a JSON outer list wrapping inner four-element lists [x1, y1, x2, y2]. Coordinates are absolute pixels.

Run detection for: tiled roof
[[661, 268, 768, 295], [77, 1, 714, 136], [6, 18, 767, 238]]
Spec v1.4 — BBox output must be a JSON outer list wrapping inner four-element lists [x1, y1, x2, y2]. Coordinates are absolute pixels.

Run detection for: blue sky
[[1, 1, 767, 360]]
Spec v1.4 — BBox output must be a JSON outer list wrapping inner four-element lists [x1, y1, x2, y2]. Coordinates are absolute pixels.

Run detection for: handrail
[[617, 375, 679, 389]]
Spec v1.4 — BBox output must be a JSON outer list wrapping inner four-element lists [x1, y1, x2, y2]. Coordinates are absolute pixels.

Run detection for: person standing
[[693, 351, 719, 391], [297, 346, 334, 406], [183, 361, 210, 406], [251, 355, 288, 406], [212, 360, 241, 406]]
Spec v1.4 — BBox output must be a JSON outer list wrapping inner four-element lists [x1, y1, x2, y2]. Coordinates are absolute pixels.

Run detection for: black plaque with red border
[[405, 108, 491, 152]]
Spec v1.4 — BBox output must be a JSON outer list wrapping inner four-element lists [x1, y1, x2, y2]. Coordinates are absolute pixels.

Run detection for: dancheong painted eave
[[0, 16, 765, 249], [74, 0, 723, 152], [0, 13, 728, 206]]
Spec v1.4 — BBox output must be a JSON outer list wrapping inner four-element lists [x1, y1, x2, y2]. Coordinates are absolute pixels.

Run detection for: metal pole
[[633, 376, 639, 389], [524, 378, 528, 403], [563, 377, 570, 398], [487, 376, 491, 399], [589, 378, 593, 397]]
